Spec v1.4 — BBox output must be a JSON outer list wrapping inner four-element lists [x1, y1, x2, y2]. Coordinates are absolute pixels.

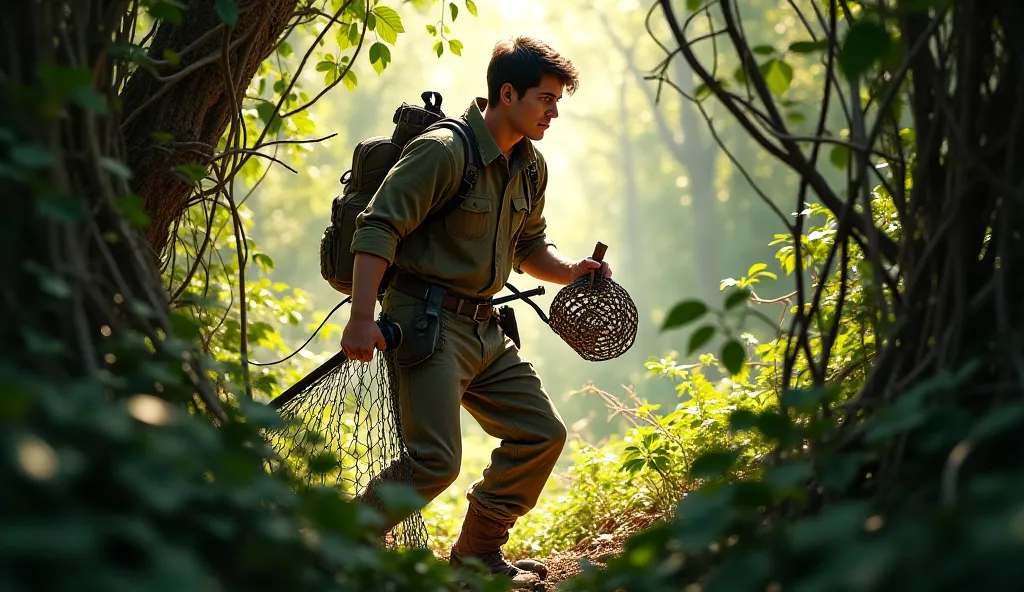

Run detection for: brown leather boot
[[449, 507, 544, 589]]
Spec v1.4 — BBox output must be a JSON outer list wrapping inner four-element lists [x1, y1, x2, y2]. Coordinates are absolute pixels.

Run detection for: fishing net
[[264, 347, 428, 550]]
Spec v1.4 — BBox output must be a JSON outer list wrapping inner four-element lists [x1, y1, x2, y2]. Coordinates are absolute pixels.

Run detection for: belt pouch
[[497, 305, 521, 349], [396, 285, 445, 367]]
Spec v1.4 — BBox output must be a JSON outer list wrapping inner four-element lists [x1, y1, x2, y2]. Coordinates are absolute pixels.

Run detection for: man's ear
[[501, 83, 515, 105]]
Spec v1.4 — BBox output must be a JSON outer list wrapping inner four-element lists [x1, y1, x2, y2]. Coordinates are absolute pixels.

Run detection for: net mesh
[[549, 275, 638, 362], [264, 350, 428, 550]]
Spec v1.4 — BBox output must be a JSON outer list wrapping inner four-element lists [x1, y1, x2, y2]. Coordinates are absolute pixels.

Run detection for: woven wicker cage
[[549, 243, 637, 362]]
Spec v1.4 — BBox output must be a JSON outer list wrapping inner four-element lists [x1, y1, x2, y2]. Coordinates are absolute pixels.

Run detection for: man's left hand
[[570, 257, 612, 282]]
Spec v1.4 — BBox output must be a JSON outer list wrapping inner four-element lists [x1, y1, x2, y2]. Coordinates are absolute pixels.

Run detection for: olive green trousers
[[375, 287, 567, 531]]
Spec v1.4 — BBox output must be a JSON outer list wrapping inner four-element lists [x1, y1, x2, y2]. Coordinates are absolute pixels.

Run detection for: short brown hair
[[487, 36, 579, 104]]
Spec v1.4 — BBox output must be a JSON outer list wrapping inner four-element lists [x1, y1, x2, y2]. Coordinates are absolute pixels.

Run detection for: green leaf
[[11, 145, 53, 169], [372, 6, 404, 45], [433, 40, 444, 58], [37, 65, 93, 101], [73, 88, 107, 114], [214, 0, 238, 26], [147, 0, 184, 24], [115, 194, 150, 228], [728, 409, 757, 433], [253, 253, 275, 271], [686, 0, 702, 10], [694, 83, 711, 100], [755, 410, 791, 443], [752, 45, 774, 55], [620, 458, 646, 474], [662, 300, 708, 331], [821, 454, 864, 492], [151, 131, 174, 146], [308, 452, 340, 474], [465, 0, 478, 16], [276, 41, 292, 57], [255, 102, 283, 134], [759, 59, 794, 96], [721, 340, 745, 375], [690, 450, 738, 479], [99, 157, 133, 179], [39, 274, 72, 299], [830, 144, 850, 170], [764, 461, 810, 488], [315, 60, 335, 72], [376, 483, 426, 518], [724, 289, 750, 310], [732, 65, 747, 86], [36, 194, 85, 223], [173, 163, 207, 183], [342, 69, 358, 91], [449, 2, 458, 21], [156, 48, 179, 67], [787, 111, 805, 124], [789, 39, 828, 53], [448, 39, 463, 56], [365, 12, 377, 32], [747, 263, 767, 276], [970, 402, 1024, 441], [782, 386, 834, 413], [687, 325, 716, 354], [345, 0, 366, 20], [369, 42, 391, 74], [839, 22, 891, 79], [167, 310, 201, 340], [787, 502, 869, 551], [426, 24, 437, 35]]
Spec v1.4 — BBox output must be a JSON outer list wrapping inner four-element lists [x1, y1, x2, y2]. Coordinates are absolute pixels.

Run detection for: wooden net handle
[[588, 241, 607, 288]]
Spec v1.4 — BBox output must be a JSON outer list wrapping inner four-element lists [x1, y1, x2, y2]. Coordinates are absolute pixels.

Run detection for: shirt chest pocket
[[511, 195, 530, 237], [445, 194, 493, 240]]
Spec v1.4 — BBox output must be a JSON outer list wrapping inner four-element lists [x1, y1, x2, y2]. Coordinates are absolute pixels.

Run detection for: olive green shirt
[[351, 98, 553, 299]]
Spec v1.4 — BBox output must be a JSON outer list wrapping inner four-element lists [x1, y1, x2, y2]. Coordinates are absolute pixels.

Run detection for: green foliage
[[500, 348, 777, 560], [839, 22, 892, 80], [0, 362, 507, 591]]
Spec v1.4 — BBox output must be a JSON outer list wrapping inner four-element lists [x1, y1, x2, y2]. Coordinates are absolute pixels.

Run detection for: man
[[340, 36, 611, 587]]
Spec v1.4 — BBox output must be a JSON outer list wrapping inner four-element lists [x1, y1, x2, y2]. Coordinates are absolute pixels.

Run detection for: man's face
[[506, 74, 563, 142]]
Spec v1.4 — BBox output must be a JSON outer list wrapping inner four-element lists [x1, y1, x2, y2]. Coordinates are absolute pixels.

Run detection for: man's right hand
[[343, 252, 390, 362], [341, 317, 386, 362]]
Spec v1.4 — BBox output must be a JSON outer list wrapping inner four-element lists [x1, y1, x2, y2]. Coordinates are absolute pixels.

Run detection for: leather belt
[[390, 273, 495, 322]]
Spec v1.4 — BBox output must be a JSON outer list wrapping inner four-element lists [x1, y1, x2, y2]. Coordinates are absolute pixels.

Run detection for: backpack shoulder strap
[[524, 160, 540, 206], [426, 116, 480, 218]]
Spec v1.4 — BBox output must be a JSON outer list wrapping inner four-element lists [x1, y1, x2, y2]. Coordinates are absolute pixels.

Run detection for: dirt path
[[538, 534, 625, 590], [529, 516, 659, 590]]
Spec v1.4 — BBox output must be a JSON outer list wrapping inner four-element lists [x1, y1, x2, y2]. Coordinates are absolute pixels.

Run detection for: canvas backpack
[[319, 90, 540, 296]]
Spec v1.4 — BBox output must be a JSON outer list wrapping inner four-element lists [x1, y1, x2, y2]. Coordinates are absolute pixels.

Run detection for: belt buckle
[[472, 302, 487, 322]]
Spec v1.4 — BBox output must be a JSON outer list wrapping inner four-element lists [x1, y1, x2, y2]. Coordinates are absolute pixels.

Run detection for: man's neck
[[482, 106, 522, 160]]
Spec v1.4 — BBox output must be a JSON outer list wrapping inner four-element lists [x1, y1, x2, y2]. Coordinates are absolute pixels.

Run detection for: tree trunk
[[120, 0, 299, 257], [3, 0, 226, 418]]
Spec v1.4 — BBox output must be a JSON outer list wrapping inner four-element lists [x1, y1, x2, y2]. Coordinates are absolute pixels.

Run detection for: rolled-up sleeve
[[351, 135, 457, 264], [513, 154, 555, 273]]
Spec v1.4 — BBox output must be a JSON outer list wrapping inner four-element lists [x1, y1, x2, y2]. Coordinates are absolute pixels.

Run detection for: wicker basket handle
[[588, 241, 607, 288]]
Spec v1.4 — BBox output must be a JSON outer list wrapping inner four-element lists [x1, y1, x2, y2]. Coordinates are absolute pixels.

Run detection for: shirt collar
[[464, 98, 538, 168]]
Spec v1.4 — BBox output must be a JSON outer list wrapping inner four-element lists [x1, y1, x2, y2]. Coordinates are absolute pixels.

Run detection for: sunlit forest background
[[235, 0, 818, 541], [232, 0, 796, 547], [15, 0, 1016, 588]]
